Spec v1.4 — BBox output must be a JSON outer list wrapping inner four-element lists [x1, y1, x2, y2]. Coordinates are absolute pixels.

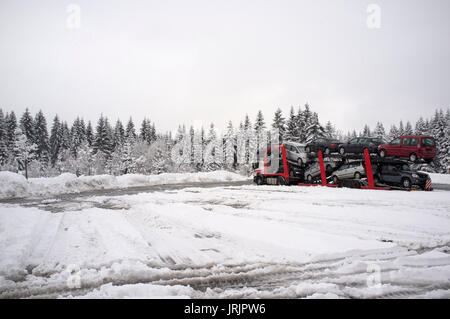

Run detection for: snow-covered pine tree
[[140, 118, 153, 145], [224, 121, 235, 169], [398, 121, 405, 136], [362, 124, 371, 137], [171, 125, 192, 171], [6, 111, 18, 152], [254, 110, 266, 159], [204, 123, 222, 170], [0, 109, 8, 165], [243, 114, 253, 164], [61, 121, 72, 151], [150, 123, 157, 142], [324, 121, 336, 139], [33, 110, 49, 164], [70, 117, 86, 157], [431, 109, 448, 172], [388, 125, 399, 140], [113, 119, 125, 149], [305, 112, 325, 143], [86, 121, 94, 146], [76, 141, 94, 175], [20, 108, 35, 144], [125, 117, 137, 140], [49, 115, 62, 166], [93, 115, 113, 157], [236, 122, 246, 167], [13, 127, 37, 179], [189, 126, 195, 166], [404, 121, 413, 135], [298, 104, 312, 142], [272, 108, 285, 144], [373, 122, 386, 140], [284, 106, 297, 142], [415, 117, 426, 135]]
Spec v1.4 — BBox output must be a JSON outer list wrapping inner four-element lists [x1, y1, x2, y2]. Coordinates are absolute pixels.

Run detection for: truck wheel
[[332, 175, 339, 184], [255, 176, 264, 185], [339, 147, 345, 155], [379, 149, 386, 158], [409, 153, 417, 162], [278, 176, 286, 185], [354, 172, 361, 179], [307, 174, 313, 182], [402, 178, 411, 189]]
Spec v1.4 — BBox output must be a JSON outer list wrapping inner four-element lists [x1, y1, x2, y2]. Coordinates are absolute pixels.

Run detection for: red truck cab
[[378, 135, 436, 163]]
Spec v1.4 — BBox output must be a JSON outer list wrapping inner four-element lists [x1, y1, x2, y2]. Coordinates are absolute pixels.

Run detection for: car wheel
[[307, 174, 313, 182], [409, 153, 417, 162], [379, 149, 386, 158], [339, 147, 345, 155], [305, 146, 311, 153], [332, 175, 339, 184], [402, 178, 411, 189], [297, 158, 303, 166], [325, 148, 330, 155], [354, 172, 361, 179]]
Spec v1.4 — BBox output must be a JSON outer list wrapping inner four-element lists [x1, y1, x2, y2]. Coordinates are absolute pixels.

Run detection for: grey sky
[[0, 0, 449, 134]]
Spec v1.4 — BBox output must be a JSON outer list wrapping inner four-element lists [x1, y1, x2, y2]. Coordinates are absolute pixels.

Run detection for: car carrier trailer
[[253, 144, 433, 191]]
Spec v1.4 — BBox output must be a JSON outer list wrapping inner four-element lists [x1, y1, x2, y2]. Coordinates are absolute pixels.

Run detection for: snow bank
[[425, 173, 450, 185], [0, 171, 248, 199]]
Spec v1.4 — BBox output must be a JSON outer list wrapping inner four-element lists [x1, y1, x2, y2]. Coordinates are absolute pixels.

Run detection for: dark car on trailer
[[338, 137, 385, 155], [305, 138, 341, 155], [372, 161, 431, 189]]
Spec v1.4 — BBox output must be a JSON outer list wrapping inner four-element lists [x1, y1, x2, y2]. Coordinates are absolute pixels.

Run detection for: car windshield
[[401, 164, 411, 171], [422, 138, 435, 146]]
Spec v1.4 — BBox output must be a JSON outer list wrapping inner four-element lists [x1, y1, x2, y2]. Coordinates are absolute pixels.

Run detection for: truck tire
[[255, 176, 264, 185], [354, 172, 361, 179]]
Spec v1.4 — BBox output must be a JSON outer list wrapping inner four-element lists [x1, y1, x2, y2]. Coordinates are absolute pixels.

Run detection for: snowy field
[[1, 180, 450, 299]]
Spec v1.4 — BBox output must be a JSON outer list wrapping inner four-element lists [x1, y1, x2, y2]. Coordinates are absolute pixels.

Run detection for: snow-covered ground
[[0, 183, 449, 299], [0, 171, 249, 199]]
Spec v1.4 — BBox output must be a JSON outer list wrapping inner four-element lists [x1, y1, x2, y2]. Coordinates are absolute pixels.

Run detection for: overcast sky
[[0, 0, 449, 134]]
